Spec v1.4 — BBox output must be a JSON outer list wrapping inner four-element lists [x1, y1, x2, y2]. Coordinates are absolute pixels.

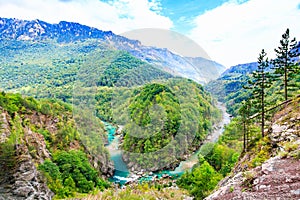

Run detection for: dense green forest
[[1, 23, 299, 200], [120, 79, 221, 170], [177, 117, 245, 199], [0, 39, 172, 101], [0, 92, 111, 199], [0, 37, 223, 199]]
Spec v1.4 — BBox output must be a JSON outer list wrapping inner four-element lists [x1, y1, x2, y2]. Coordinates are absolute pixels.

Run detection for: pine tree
[[244, 49, 273, 137], [273, 28, 300, 100], [239, 100, 251, 151]]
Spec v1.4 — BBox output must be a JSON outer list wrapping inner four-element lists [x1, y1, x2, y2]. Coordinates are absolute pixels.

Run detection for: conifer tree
[[245, 49, 273, 137], [239, 100, 251, 151], [273, 28, 300, 100]]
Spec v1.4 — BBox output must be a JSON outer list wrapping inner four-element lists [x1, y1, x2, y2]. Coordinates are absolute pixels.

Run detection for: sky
[[0, 0, 299, 67]]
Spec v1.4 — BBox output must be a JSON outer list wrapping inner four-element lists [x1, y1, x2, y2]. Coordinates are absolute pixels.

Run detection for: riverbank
[[104, 102, 231, 185]]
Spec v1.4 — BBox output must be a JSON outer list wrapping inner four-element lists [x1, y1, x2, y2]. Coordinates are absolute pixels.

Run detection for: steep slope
[[0, 17, 225, 85], [205, 97, 300, 200], [112, 40, 225, 84], [0, 107, 53, 200], [0, 92, 112, 199]]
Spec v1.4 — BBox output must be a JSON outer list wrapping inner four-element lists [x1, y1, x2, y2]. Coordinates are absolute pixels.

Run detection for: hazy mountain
[[0, 17, 225, 84]]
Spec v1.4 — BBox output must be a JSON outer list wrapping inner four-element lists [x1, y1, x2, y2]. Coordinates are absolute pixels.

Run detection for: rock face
[[0, 144, 54, 200], [89, 152, 114, 177], [205, 157, 300, 200], [205, 99, 300, 200], [0, 104, 114, 199], [0, 109, 11, 143], [0, 108, 54, 200]]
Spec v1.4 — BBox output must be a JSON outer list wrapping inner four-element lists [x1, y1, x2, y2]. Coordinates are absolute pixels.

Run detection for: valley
[[0, 16, 299, 200], [104, 102, 230, 185]]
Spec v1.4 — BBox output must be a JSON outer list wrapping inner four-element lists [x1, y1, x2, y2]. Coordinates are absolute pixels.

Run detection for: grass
[[78, 183, 189, 200]]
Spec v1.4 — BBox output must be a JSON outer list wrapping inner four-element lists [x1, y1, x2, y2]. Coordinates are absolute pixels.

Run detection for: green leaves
[[39, 150, 110, 198], [272, 28, 300, 100], [177, 159, 222, 199]]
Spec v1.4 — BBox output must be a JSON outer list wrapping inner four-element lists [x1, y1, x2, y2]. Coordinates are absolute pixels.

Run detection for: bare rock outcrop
[[0, 108, 11, 143], [205, 99, 300, 200], [0, 144, 54, 200]]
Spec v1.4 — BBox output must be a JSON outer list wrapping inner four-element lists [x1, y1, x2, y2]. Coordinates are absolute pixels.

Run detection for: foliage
[[0, 92, 110, 198], [177, 116, 244, 199], [204, 143, 240, 176], [272, 28, 300, 100], [119, 78, 221, 170], [244, 49, 274, 136], [84, 182, 189, 200], [0, 114, 24, 172], [177, 156, 222, 199], [39, 150, 110, 198], [0, 39, 172, 102], [206, 29, 300, 117]]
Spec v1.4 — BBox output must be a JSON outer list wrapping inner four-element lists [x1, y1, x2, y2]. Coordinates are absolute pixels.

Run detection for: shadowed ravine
[[104, 103, 230, 185]]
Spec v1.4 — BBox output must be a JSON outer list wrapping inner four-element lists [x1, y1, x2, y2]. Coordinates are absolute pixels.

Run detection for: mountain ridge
[[0, 17, 225, 84]]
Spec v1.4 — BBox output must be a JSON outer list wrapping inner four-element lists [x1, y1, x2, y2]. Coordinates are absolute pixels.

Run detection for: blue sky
[[0, 0, 299, 67], [156, 0, 230, 33]]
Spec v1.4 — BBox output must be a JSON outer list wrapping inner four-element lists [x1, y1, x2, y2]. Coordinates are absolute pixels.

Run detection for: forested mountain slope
[[0, 17, 225, 199], [0, 92, 112, 199], [0, 17, 225, 86]]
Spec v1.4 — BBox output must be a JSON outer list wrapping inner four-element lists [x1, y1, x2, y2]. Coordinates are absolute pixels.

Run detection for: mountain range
[[0, 17, 225, 85], [1, 16, 300, 200]]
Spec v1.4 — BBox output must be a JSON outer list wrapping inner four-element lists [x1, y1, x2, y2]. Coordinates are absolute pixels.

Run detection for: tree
[[177, 156, 222, 199], [273, 28, 300, 100], [244, 49, 273, 137], [239, 100, 252, 151]]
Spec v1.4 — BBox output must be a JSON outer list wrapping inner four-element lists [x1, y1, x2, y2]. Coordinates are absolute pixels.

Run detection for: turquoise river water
[[103, 103, 230, 185]]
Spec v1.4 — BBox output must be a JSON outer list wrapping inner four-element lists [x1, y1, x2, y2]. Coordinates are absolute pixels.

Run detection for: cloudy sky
[[0, 0, 299, 67]]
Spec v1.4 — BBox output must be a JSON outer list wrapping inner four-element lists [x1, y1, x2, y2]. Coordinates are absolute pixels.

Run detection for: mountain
[[205, 62, 258, 115], [0, 17, 224, 199], [111, 40, 226, 83], [0, 18, 114, 42], [0, 92, 112, 199], [205, 96, 300, 200], [0, 17, 225, 84], [221, 62, 258, 77]]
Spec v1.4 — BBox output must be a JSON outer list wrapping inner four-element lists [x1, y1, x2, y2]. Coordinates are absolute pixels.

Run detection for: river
[[104, 103, 230, 185]]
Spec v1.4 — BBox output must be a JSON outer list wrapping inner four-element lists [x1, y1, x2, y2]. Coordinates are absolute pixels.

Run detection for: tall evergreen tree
[[239, 100, 252, 151], [244, 49, 273, 137], [273, 28, 300, 100]]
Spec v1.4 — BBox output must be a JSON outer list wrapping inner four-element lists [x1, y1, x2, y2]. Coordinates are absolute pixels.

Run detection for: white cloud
[[189, 0, 300, 67], [0, 0, 173, 33]]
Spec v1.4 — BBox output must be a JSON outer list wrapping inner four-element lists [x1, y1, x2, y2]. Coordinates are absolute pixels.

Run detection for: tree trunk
[[261, 73, 265, 137], [243, 120, 246, 151], [284, 65, 288, 101]]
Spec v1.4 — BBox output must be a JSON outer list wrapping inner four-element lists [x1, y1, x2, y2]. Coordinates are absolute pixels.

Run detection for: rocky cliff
[[0, 108, 53, 199], [0, 93, 114, 199], [205, 97, 300, 200]]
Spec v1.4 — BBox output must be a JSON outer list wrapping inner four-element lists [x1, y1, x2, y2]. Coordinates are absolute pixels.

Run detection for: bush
[[39, 150, 110, 198], [177, 156, 222, 199]]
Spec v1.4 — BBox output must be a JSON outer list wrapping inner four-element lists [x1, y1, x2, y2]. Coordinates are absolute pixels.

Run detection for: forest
[[0, 26, 299, 200]]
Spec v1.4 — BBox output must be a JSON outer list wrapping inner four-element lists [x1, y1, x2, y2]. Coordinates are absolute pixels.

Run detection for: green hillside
[[0, 37, 222, 199], [0, 92, 111, 199], [0, 39, 172, 101]]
